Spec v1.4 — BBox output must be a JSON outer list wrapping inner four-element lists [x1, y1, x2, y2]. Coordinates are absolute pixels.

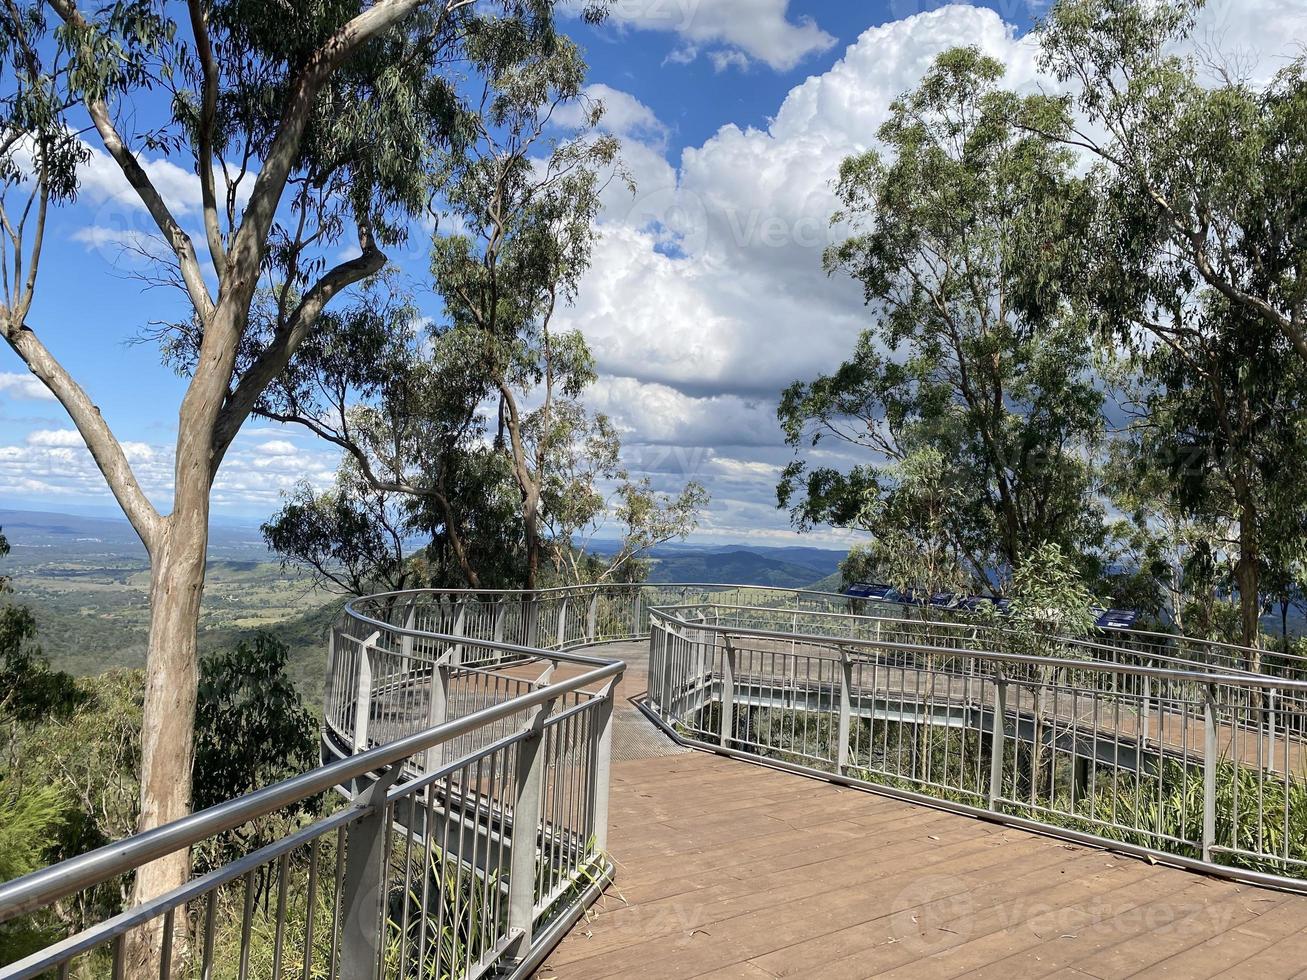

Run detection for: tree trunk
[[1235, 501, 1261, 670], [126, 504, 209, 974], [522, 489, 541, 591]]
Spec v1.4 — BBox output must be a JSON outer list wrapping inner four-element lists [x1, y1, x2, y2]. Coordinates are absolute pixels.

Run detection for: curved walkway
[[536, 641, 1307, 980]]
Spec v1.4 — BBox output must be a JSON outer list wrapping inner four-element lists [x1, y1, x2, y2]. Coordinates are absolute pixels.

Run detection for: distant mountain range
[[2, 510, 848, 590], [637, 544, 846, 589], [0, 508, 270, 561]]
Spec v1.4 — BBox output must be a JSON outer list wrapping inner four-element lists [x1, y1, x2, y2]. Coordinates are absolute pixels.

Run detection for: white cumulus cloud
[[582, 0, 836, 71], [0, 372, 54, 401]]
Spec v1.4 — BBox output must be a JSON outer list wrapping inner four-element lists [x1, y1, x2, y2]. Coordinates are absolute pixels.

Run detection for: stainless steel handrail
[[647, 607, 1307, 692], [0, 634, 623, 924]]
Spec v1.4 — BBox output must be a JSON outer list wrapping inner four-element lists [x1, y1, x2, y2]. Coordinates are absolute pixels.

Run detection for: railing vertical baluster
[[721, 636, 736, 748], [837, 647, 852, 773], [1204, 686, 1218, 863], [339, 767, 402, 980], [988, 669, 1007, 809], [506, 697, 557, 961]]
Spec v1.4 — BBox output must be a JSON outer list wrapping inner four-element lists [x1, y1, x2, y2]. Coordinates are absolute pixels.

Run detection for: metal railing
[[0, 623, 622, 979], [3, 580, 1296, 979], [645, 603, 1307, 892]]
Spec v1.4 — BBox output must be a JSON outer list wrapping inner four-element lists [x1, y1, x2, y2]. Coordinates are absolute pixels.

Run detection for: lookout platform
[[539, 641, 1307, 980]]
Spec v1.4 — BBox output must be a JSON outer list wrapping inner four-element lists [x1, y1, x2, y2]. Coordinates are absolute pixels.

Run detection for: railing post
[[506, 697, 557, 961], [557, 596, 569, 649], [452, 604, 466, 666], [326, 624, 339, 724], [1203, 687, 1217, 863], [720, 636, 736, 748], [987, 669, 1007, 810], [352, 632, 380, 754], [493, 597, 507, 645], [423, 657, 450, 774], [338, 764, 401, 980], [589, 678, 617, 852], [837, 647, 852, 773], [525, 596, 540, 647], [400, 598, 416, 663], [1268, 688, 1278, 772], [587, 591, 600, 643]]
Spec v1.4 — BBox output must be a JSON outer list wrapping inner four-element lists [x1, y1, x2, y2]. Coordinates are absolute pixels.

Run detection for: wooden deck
[[536, 643, 1307, 980]]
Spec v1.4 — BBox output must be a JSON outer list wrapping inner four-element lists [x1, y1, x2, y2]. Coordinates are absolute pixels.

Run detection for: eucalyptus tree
[[0, 0, 604, 918], [1036, 0, 1307, 367], [257, 280, 505, 589], [260, 34, 686, 593], [427, 35, 627, 589], [837, 447, 970, 603], [779, 48, 1107, 587], [1118, 297, 1307, 654], [261, 470, 415, 597], [537, 405, 709, 585]]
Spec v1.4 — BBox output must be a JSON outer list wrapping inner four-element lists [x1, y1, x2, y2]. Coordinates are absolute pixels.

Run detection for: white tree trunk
[[126, 498, 209, 973]]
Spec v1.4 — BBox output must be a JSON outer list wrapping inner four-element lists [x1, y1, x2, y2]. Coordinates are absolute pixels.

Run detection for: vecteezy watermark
[[614, 182, 841, 257], [605, 0, 700, 31], [888, 869, 1240, 955]]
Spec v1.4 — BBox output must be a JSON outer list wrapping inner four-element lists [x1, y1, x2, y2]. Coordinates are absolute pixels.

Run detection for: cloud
[[569, 5, 1038, 397], [568, 0, 1307, 543], [0, 426, 339, 516], [584, 0, 836, 71], [76, 141, 202, 219], [554, 6, 1043, 542], [0, 372, 54, 401], [555, 84, 670, 148], [26, 428, 85, 447]]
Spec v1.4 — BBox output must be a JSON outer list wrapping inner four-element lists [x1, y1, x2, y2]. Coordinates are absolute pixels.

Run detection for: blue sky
[[1, 0, 1298, 543]]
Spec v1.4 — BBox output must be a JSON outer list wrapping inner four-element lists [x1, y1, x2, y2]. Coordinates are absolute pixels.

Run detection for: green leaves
[[785, 46, 1105, 584], [192, 633, 318, 828]]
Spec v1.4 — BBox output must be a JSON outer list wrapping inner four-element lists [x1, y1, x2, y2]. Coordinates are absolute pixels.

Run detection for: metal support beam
[[493, 597, 507, 645], [506, 697, 557, 961], [837, 648, 852, 773], [988, 671, 1007, 809], [720, 636, 736, 749], [351, 632, 381, 754], [338, 764, 402, 980], [452, 604, 466, 666], [589, 679, 617, 853], [400, 598, 416, 663], [423, 659, 451, 774]]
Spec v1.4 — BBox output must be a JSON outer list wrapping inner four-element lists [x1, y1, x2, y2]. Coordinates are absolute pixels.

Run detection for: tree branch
[[212, 221, 386, 461], [2, 317, 161, 545], [186, 0, 226, 278]]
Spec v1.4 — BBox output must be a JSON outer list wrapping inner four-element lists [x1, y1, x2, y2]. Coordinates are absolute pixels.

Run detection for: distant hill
[[0, 508, 270, 561], [804, 570, 844, 593], [643, 545, 846, 589]]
